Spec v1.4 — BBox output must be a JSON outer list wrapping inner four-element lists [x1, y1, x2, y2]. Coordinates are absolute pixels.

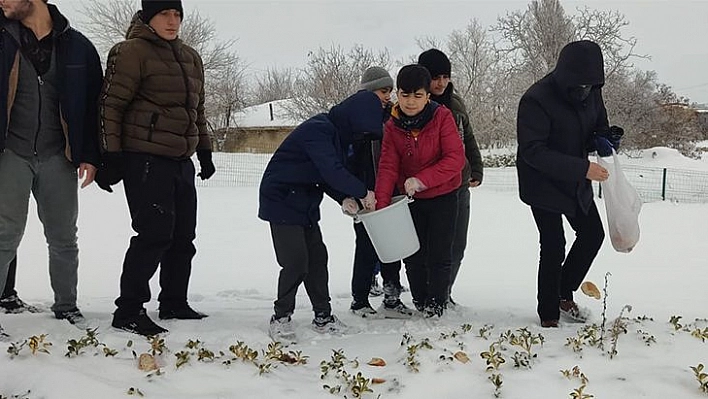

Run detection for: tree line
[[79, 0, 707, 156]]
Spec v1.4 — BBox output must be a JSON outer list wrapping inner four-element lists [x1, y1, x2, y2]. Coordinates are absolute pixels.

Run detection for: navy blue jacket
[[516, 40, 610, 217], [259, 91, 384, 226], [0, 5, 102, 167]]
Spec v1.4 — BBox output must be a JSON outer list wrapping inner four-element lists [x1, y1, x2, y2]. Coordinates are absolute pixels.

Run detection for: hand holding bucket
[[354, 195, 420, 263], [404, 177, 426, 196]]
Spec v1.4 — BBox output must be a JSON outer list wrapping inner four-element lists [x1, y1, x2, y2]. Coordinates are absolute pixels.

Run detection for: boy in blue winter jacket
[[258, 90, 383, 343]]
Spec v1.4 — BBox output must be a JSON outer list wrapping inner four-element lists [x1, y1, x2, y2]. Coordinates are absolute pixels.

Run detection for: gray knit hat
[[359, 66, 394, 91]]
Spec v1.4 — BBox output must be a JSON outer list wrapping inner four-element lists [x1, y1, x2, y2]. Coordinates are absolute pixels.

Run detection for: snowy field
[[1, 151, 707, 399]]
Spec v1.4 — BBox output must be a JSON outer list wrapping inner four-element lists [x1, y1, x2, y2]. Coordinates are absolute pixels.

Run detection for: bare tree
[[251, 67, 296, 105], [486, 0, 658, 149], [494, 0, 576, 81], [574, 8, 645, 78], [285, 44, 392, 120], [78, 0, 237, 73], [205, 55, 248, 149], [178, 11, 238, 73], [76, 0, 134, 57]]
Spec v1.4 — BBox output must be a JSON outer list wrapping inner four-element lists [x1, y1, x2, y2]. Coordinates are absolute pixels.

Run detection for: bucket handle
[[353, 195, 413, 223]]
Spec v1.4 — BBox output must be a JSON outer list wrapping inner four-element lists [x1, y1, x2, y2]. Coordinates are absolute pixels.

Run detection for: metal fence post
[[662, 168, 667, 201]]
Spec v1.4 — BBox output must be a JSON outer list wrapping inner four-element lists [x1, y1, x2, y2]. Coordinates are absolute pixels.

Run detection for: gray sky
[[53, 0, 708, 103]]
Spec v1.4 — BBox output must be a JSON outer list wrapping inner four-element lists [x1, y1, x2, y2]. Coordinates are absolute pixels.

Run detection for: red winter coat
[[375, 104, 465, 209]]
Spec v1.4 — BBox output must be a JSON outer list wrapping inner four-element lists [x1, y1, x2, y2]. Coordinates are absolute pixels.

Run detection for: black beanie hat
[[141, 0, 184, 24], [417, 49, 451, 78]]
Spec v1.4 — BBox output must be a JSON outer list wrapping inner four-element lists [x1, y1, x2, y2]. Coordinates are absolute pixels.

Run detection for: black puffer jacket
[[516, 40, 610, 216]]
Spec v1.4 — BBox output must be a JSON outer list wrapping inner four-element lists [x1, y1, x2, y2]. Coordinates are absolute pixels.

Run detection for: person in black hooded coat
[[259, 90, 383, 341], [516, 40, 622, 328]]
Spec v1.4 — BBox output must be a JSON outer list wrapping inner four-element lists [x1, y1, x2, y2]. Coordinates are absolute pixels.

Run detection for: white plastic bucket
[[355, 195, 420, 263]]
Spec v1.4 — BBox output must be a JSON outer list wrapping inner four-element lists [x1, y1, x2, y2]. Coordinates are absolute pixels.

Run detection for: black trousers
[[1, 256, 17, 298], [350, 221, 401, 303], [404, 190, 458, 308], [531, 201, 605, 321], [270, 223, 331, 319], [114, 153, 198, 317], [449, 186, 470, 297]]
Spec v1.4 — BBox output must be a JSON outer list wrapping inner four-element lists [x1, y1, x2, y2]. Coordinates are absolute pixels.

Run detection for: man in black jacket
[[0, 0, 103, 337], [516, 40, 622, 328]]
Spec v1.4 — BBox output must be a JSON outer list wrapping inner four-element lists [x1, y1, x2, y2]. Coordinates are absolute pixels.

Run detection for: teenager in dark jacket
[[375, 65, 465, 317], [418, 49, 484, 307], [96, 0, 216, 336], [517, 40, 622, 328], [0, 0, 103, 338], [347, 67, 412, 319], [259, 90, 382, 343]]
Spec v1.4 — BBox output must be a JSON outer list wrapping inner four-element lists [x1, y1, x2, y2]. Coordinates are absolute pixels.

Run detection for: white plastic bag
[[597, 150, 642, 253]]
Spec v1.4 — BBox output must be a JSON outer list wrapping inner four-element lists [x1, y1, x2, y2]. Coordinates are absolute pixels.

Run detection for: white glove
[[404, 177, 426, 196], [341, 197, 359, 215], [360, 190, 376, 211]]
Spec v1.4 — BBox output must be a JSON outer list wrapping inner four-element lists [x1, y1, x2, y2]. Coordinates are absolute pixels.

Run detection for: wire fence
[[197, 152, 708, 204]]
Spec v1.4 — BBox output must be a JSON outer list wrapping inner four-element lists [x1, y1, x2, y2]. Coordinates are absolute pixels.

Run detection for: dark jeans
[[404, 190, 458, 308], [351, 221, 401, 303], [270, 223, 331, 319], [114, 153, 198, 317], [1, 256, 17, 298], [531, 201, 605, 321], [449, 186, 470, 297]]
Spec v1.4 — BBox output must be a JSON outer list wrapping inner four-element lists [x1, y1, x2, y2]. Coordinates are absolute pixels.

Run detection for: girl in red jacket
[[374, 64, 465, 317]]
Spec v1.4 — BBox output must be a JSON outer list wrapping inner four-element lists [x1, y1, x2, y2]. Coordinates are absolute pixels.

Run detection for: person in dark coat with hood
[[259, 90, 382, 343], [516, 40, 623, 328], [346, 67, 413, 320]]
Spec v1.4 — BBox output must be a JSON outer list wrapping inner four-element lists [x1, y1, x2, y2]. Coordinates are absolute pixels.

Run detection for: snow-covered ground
[[1, 153, 707, 399]]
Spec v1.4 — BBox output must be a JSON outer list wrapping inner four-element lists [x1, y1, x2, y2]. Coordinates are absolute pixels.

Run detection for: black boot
[[159, 304, 208, 320], [112, 309, 168, 336]]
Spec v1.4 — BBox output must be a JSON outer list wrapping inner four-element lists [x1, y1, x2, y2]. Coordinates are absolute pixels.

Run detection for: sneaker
[[350, 300, 379, 318], [0, 294, 42, 314], [112, 309, 168, 336], [413, 301, 425, 313], [423, 303, 444, 318], [312, 314, 348, 334], [369, 276, 384, 297], [378, 300, 414, 319], [159, 305, 208, 320], [541, 319, 559, 328], [269, 315, 296, 344], [54, 307, 89, 329], [559, 299, 590, 323], [0, 324, 9, 342]]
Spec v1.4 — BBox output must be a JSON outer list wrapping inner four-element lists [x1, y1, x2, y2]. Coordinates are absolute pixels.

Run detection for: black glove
[[95, 152, 123, 193], [196, 149, 216, 180], [598, 125, 624, 150], [593, 136, 614, 157]]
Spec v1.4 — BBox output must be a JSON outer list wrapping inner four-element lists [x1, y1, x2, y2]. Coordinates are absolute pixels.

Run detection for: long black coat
[[258, 91, 384, 226], [516, 40, 610, 217]]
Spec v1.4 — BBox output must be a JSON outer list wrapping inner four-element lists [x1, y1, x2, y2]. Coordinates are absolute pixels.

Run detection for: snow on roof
[[234, 99, 302, 128]]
